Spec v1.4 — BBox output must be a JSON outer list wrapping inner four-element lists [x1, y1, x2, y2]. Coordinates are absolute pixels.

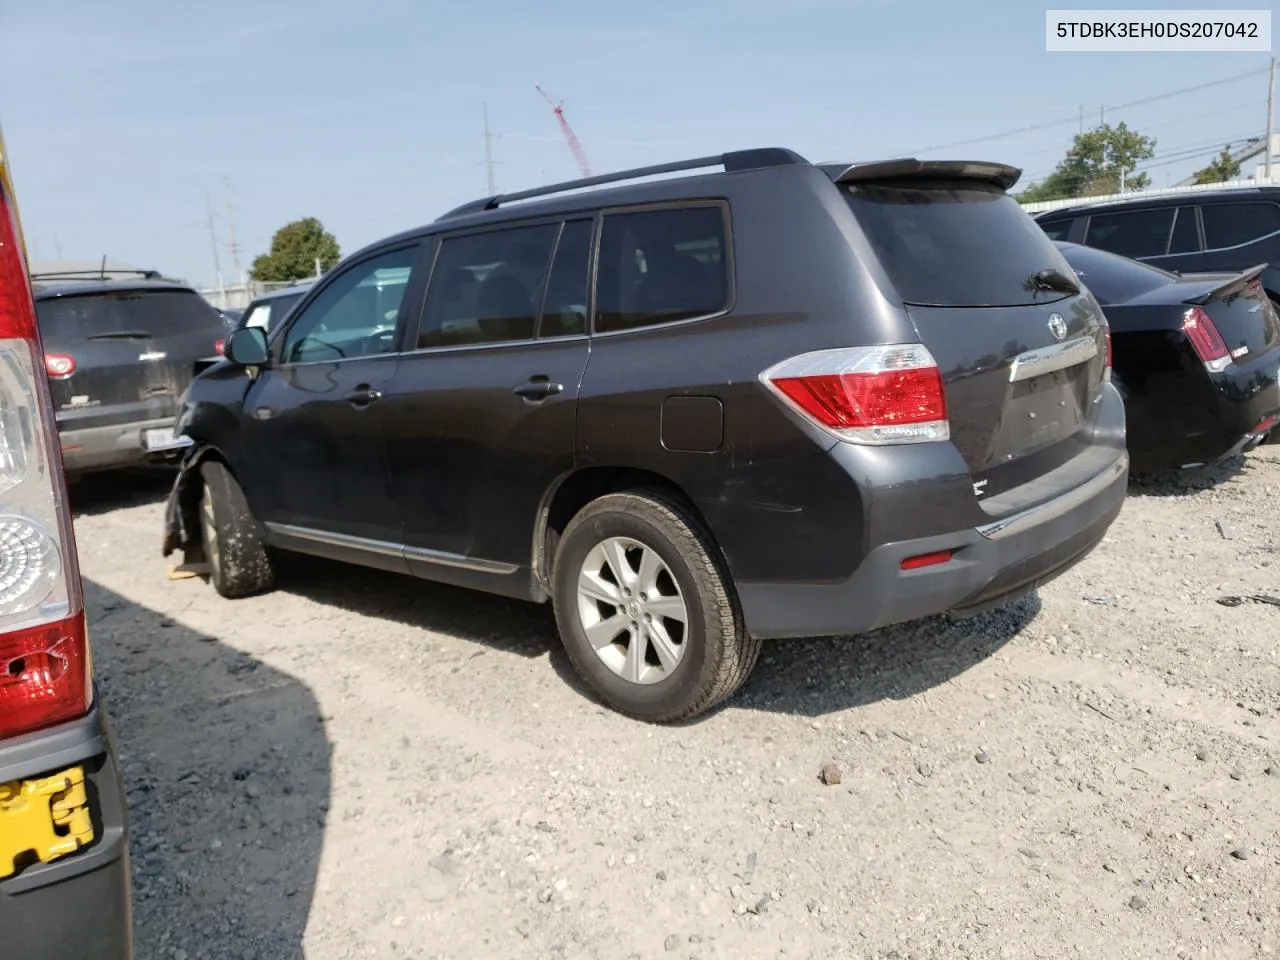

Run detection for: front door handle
[[513, 379, 564, 402], [345, 385, 383, 407]]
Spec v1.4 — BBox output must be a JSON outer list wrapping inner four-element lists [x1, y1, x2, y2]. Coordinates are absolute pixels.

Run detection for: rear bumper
[[58, 416, 192, 474], [0, 693, 134, 960], [738, 450, 1129, 640]]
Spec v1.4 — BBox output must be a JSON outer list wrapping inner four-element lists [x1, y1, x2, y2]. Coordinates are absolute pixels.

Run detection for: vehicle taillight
[[0, 179, 90, 739], [759, 343, 949, 445], [44, 353, 75, 378], [1103, 324, 1112, 378], [1182, 306, 1230, 373], [214, 338, 225, 356]]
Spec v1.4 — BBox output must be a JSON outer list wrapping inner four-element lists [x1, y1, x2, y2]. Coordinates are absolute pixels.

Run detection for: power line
[[906, 66, 1268, 155]]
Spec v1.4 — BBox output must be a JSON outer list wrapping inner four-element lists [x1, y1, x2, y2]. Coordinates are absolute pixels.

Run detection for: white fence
[[199, 280, 303, 311]]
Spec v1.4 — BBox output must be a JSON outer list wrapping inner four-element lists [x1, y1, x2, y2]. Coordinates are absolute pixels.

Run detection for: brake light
[[0, 177, 90, 739], [760, 344, 949, 444], [900, 549, 954, 571], [1103, 324, 1112, 375], [44, 353, 75, 378], [214, 338, 225, 356], [1182, 306, 1230, 373]]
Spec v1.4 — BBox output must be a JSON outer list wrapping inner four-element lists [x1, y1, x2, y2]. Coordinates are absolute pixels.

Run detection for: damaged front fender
[[161, 445, 213, 561]]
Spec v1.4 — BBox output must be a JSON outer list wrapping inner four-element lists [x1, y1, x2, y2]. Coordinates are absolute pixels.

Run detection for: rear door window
[[1056, 243, 1174, 305], [35, 289, 223, 342], [1168, 206, 1200, 254], [417, 223, 559, 349], [1037, 218, 1075, 242], [538, 220, 593, 338], [595, 205, 730, 333], [1201, 201, 1280, 250], [844, 180, 1075, 307], [1084, 208, 1175, 259]]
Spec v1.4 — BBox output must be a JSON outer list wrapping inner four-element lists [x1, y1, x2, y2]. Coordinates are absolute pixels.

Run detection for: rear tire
[[551, 489, 760, 723], [199, 460, 275, 598]]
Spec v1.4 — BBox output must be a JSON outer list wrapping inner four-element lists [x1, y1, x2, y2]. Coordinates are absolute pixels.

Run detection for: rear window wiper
[[85, 329, 152, 341], [1027, 268, 1080, 296]]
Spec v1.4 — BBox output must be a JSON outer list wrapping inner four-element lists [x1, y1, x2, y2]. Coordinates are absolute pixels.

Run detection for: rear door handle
[[345, 385, 383, 407], [513, 379, 564, 402]]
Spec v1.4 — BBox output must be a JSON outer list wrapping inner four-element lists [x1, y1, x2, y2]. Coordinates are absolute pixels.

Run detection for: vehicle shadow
[[1125, 453, 1253, 497], [85, 576, 329, 960], [272, 551, 1038, 722], [68, 466, 176, 517], [272, 552, 552, 660], [725, 595, 1040, 719]]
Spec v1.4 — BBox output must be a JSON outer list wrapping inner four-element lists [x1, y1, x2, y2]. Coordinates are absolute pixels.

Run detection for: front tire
[[199, 460, 275, 598], [552, 490, 760, 722]]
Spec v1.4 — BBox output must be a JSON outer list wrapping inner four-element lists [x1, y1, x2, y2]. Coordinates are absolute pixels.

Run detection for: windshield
[[36, 289, 224, 341], [844, 180, 1077, 307], [240, 291, 305, 335]]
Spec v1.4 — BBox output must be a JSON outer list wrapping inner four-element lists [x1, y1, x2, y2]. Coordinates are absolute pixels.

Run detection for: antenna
[[535, 84, 593, 178], [99, 254, 106, 281]]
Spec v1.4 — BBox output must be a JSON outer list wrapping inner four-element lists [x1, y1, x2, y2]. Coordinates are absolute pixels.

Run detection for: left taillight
[[0, 177, 90, 739], [214, 338, 225, 356], [759, 343, 949, 445]]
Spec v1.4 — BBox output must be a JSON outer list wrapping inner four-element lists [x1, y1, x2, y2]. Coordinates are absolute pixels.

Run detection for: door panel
[[235, 243, 426, 547], [384, 217, 594, 584], [384, 340, 589, 572], [238, 354, 403, 544]]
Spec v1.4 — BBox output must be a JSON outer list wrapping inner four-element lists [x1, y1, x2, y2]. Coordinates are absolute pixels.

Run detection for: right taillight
[[759, 343, 949, 445], [0, 177, 90, 739], [1182, 306, 1231, 373]]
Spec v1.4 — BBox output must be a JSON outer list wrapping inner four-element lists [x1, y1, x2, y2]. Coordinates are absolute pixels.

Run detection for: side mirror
[[225, 326, 269, 367]]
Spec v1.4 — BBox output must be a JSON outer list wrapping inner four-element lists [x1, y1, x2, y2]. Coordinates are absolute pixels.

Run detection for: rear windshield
[[844, 180, 1076, 307], [240, 292, 305, 335], [1054, 242, 1173, 305], [36, 289, 223, 341]]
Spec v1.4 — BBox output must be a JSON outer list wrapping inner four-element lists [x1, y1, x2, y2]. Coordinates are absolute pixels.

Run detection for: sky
[[1, 0, 1275, 289]]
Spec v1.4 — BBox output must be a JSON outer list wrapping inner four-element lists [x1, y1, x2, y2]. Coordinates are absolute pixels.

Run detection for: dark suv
[[1033, 184, 1280, 308], [33, 276, 228, 474], [163, 148, 1129, 722]]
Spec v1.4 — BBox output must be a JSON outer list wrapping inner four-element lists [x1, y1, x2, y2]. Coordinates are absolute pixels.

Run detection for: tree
[[1190, 147, 1241, 185], [1017, 122, 1156, 203], [249, 217, 341, 282]]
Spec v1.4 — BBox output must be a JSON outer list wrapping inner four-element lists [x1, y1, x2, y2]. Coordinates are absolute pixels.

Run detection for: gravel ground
[[72, 448, 1279, 960]]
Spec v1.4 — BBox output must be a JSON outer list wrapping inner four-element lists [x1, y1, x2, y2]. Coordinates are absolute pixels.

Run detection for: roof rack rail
[[437, 147, 810, 221], [29, 268, 164, 281]]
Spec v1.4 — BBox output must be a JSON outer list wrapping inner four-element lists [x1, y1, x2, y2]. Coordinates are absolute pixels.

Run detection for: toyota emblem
[[1047, 313, 1067, 341]]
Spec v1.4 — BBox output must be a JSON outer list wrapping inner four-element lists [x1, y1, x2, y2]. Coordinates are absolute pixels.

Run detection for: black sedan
[[1056, 241, 1280, 472]]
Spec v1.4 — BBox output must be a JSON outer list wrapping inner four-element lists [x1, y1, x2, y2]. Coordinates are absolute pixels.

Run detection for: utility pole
[[1100, 104, 1105, 127], [1079, 105, 1084, 135], [205, 193, 224, 304], [483, 102, 497, 195], [1265, 55, 1277, 183], [54, 233, 62, 259], [223, 176, 242, 285]]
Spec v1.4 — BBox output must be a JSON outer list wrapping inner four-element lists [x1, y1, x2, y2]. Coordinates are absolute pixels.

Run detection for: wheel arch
[[531, 466, 716, 601], [163, 442, 237, 563]]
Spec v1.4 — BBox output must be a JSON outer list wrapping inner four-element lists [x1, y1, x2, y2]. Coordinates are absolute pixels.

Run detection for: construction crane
[[535, 84, 593, 179]]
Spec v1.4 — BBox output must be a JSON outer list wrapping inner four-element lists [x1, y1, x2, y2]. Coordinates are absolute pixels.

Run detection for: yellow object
[[0, 766, 95, 879]]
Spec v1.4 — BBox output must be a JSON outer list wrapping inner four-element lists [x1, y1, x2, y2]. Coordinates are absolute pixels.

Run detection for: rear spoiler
[[826, 159, 1022, 191], [1181, 263, 1268, 306]]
